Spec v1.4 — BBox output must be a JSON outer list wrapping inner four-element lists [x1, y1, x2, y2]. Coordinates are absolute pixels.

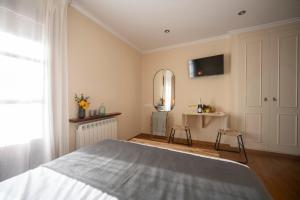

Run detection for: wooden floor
[[131, 134, 300, 200]]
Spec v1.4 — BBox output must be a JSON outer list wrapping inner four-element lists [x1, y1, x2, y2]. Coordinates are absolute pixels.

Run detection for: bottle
[[197, 98, 202, 113]]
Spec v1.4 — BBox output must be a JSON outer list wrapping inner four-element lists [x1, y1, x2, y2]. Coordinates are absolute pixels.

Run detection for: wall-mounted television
[[188, 54, 224, 78]]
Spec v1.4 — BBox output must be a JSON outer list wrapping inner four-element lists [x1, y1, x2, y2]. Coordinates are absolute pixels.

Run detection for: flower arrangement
[[75, 94, 90, 118], [75, 94, 90, 109]]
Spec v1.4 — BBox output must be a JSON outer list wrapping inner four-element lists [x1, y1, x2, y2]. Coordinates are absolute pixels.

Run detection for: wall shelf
[[69, 112, 121, 123]]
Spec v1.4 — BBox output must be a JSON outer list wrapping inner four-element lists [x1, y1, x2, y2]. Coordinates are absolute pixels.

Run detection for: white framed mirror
[[153, 69, 175, 111]]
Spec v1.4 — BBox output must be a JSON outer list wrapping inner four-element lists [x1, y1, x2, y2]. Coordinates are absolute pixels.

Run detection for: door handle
[[264, 97, 268, 102], [273, 97, 277, 102]]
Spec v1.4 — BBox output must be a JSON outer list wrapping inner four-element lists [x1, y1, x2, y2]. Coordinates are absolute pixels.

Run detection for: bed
[[0, 139, 271, 200]]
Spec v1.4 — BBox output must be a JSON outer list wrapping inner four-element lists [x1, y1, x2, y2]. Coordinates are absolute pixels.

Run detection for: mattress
[[0, 139, 271, 200]]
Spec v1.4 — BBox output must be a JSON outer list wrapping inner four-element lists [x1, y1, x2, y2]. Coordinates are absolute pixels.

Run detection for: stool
[[168, 125, 192, 146], [214, 129, 248, 164]]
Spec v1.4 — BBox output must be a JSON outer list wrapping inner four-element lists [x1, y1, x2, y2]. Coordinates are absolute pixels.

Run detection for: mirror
[[153, 69, 175, 111]]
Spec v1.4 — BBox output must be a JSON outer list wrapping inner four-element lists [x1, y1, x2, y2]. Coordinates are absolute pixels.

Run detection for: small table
[[182, 112, 228, 129]]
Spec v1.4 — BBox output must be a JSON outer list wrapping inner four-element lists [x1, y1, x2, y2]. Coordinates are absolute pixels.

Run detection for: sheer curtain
[[45, 0, 70, 158], [0, 0, 69, 181]]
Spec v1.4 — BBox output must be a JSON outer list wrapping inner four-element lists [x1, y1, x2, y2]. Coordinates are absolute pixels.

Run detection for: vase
[[99, 103, 106, 116], [78, 107, 86, 119]]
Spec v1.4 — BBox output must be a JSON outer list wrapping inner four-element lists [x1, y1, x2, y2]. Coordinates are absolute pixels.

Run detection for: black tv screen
[[188, 54, 224, 78]]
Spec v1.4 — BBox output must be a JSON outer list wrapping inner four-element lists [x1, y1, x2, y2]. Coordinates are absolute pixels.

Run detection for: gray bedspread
[[44, 140, 271, 200]]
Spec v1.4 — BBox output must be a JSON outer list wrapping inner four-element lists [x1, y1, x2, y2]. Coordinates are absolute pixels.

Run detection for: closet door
[[269, 28, 300, 155], [239, 33, 271, 150]]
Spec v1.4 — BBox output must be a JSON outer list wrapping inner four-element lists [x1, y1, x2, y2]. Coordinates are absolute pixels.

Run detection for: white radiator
[[76, 118, 117, 149]]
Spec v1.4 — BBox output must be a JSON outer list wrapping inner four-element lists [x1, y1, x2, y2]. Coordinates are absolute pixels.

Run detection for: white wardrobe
[[237, 23, 300, 155]]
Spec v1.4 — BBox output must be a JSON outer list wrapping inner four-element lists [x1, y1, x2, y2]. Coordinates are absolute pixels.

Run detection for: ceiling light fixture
[[164, 29, 170, 33], [238, 10, 247, 16]]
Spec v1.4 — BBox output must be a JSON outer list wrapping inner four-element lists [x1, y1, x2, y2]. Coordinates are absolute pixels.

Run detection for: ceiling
[[72, 0, 300, 52]]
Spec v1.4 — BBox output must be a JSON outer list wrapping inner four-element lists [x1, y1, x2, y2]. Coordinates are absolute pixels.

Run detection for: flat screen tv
[[188, 54, 224, 78]]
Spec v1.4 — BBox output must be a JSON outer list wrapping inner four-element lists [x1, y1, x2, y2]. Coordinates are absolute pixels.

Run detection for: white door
[[239, 33, 271, 151], [269, 27, 300, 155]]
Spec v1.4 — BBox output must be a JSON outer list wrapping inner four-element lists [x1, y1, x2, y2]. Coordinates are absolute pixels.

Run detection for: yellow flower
[[79, 100, 89, 110]]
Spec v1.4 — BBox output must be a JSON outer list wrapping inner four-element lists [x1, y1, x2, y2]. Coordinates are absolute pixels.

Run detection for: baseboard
[[135, 133, 300, 160]]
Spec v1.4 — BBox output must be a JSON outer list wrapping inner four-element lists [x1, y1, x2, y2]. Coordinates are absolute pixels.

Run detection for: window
[[0, 31, 45, 147]]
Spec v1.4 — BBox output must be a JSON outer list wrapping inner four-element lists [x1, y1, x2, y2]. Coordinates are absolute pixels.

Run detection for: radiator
[[76, 118, 117, 149]]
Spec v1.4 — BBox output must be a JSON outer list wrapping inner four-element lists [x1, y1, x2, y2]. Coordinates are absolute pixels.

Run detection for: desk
[[182, 112, 228, 129]]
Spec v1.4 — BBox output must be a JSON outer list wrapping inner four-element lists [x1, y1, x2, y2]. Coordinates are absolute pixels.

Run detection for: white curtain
[[0, 0, 69, 181], [45, 0, 70, 158]]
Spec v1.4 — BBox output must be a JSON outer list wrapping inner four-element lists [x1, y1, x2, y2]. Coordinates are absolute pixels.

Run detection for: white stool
[[168, 125, 192, 146], [214, 129, 248, 164]]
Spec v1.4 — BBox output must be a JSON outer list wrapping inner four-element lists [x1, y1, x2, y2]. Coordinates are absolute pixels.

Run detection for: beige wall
[[68, 7, 142, 151], [140, 22, 300, 145], [141, 38, 235, 142], [67, 6, 235, 149], [67, 6, 299, 150]]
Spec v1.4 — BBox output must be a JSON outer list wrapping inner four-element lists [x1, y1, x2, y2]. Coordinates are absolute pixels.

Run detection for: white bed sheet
[[0, 167, 117, 200]]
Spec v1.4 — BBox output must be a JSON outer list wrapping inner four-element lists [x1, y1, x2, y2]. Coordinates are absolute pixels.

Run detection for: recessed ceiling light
[[164, 29, 170, 33], [238, 10, 247, 16]]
